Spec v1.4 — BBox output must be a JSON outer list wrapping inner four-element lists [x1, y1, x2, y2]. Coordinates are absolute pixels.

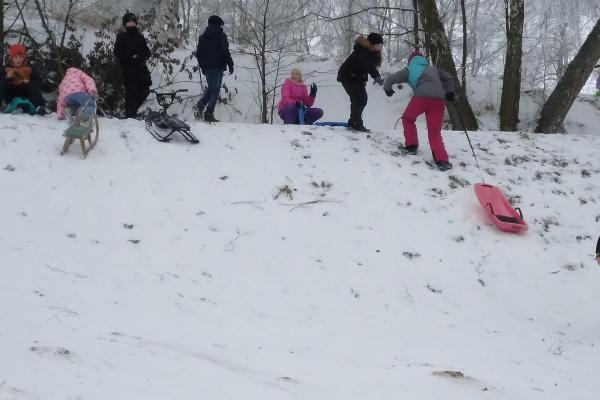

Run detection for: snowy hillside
[[1, 114, 600, 400]]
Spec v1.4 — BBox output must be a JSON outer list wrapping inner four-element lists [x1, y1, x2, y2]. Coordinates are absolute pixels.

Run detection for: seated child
[[278, 68, 323, 125], [57, 67, 97, 122], [1, 44, 47, 115]]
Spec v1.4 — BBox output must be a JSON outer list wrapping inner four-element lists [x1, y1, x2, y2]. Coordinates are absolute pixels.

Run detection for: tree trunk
[[0, 0, 5, 62], [418, 0, 478, 131], [260, 0, 269, 124], [345, 0, 354, 55], [499, 0, 524, 132], [535, 17, 600, 134], [460, 0, 467, 91], [412, 0, 419, 49]]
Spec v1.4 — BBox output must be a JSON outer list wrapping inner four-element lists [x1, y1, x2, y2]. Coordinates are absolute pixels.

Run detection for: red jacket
[[278, 79, 315, 111]]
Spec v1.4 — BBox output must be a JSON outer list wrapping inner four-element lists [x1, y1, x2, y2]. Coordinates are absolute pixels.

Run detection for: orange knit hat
[[8, 44, 27, 60]]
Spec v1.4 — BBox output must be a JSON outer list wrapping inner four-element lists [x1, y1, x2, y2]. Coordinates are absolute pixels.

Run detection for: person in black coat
[[337, 33, 385, 132], [194, 15, 234, 123], [114, 12, 152, 119]]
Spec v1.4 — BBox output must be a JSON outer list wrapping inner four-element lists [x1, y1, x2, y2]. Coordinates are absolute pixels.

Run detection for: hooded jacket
[[337, 36, 382, 83], [278, 79, 315, 111], [384, 56, 456, 100], [195, 24, 234, 72], [57, 68, 97, 119]]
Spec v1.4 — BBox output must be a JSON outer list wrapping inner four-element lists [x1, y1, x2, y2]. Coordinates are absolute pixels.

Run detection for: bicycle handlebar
[[150, 88, 189, 96]]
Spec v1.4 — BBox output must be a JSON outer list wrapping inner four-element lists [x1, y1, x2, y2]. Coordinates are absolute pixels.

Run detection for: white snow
[[1, 111, 600, 399]]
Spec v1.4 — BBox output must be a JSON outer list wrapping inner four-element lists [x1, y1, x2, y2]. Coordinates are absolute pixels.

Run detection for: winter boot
[[347, 120, 370, 133], [204, 111, 219, 123], [36, 106, 47, 116], [193, 102, 206, 120], [435, 161, 453, 171], [399, 144, 418, 155]]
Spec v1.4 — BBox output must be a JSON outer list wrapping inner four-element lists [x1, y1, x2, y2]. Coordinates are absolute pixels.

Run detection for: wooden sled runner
[[60, 111, 99, 159], [474, 183, 528, 233]]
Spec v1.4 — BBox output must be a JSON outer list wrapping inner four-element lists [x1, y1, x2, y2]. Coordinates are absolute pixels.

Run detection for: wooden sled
[[60, 111, 99, 159], [474, 183, 528, 233]]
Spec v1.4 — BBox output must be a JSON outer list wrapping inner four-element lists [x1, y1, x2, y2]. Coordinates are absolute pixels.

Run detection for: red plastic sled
[[474, 183, 528, 233]]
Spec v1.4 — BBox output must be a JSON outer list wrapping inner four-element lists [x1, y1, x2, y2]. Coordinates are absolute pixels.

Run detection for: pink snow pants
[[401, 97, 449, 162]]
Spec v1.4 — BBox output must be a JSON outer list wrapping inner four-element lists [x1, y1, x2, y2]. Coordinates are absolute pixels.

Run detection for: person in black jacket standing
[[337, 33, 385, 132], [194, 15, 234, 123], [114, 12, 152, 119]]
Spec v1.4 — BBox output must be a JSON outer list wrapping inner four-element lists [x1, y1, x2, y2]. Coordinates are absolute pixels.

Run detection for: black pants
[[341, 81, 368, 125], [122, 66, 152, 118], [1, 82, 45, 108]]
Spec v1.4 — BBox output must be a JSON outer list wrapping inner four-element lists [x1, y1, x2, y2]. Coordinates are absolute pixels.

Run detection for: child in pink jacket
[[278, 68, 323, 125], [57, 67, 97, 121]]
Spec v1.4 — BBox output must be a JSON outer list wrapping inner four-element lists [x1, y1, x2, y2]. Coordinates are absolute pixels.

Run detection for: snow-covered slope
[[1, 114, 599, 399]]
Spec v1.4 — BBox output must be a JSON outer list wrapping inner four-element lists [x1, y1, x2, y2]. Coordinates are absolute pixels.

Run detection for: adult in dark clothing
[[596, 236, 600, 265], [114, 12, 152, 119], [337, 33, 385, 132], [0, 44, 47, 115], [194, 15, 234, 123]]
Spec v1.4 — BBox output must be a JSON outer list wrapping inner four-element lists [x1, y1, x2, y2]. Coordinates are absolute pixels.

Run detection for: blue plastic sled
[[315, 121, 348, 127], [4, 97, 36, 115]]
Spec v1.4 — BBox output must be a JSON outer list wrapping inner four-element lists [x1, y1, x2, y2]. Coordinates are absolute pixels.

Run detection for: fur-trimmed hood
[[354, 36, 377, 52]]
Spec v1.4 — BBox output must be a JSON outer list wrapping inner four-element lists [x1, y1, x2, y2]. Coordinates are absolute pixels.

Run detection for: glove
[[384, 88, 394, 97], [373, 76, 384, 86], [228, 65, 234, 75], [445, 92, 455, 102], [309, 83, 317, 97]]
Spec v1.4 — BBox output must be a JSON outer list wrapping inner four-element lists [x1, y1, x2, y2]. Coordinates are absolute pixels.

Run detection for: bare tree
[[459, 0, 467, 90], [231, 0, 310, 123], [418, 0, 479, 131], [499, 0, 524, 132], [535, 17, 600, 133]]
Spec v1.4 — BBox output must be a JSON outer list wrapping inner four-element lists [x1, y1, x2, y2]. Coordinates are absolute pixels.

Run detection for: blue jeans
[[65, 92, 96, 120], [199, 68, 224, 113]]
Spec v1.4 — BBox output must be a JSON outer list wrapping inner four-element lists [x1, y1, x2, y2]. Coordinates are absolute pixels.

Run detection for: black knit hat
[[208, 15, 224, 26], [367, 32, 384, 45], [122, 12, 138, 26]]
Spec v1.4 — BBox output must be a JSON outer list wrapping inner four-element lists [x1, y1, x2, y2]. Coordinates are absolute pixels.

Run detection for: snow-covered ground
[[1, 113, 600, 399]]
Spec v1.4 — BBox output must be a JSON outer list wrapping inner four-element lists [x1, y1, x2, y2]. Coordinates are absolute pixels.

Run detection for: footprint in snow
[[30, 346, 74, 360]]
